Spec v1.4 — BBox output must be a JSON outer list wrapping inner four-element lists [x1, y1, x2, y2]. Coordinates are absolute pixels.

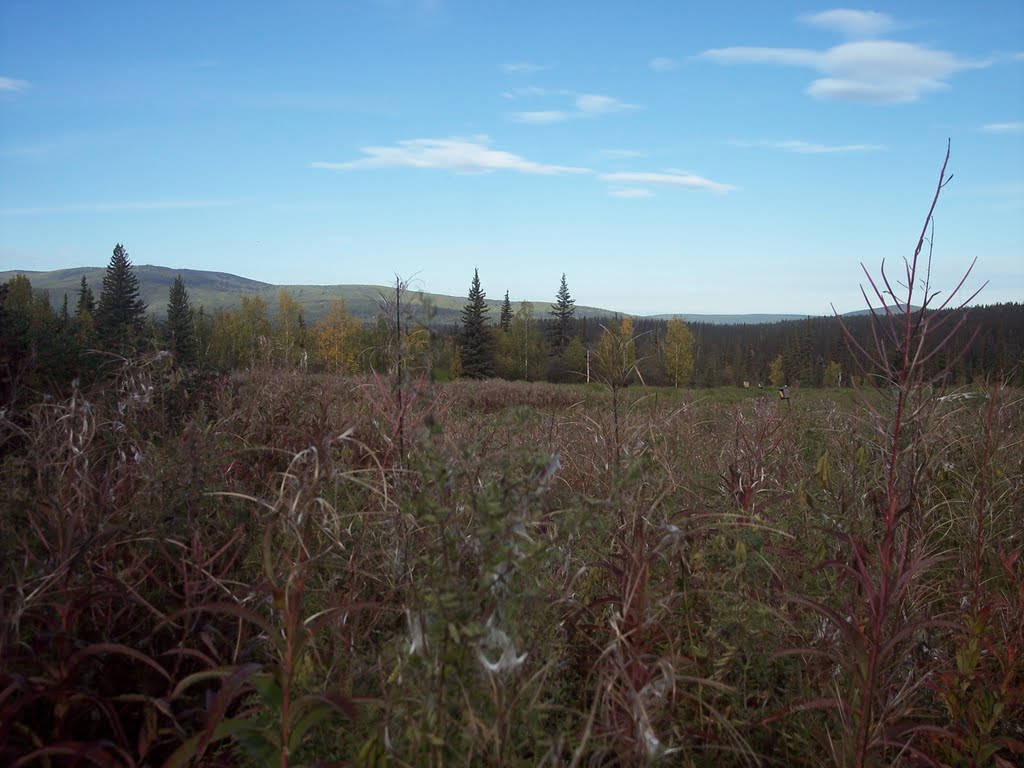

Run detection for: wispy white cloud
[[601, 171, 736, 194], [510, 91, 639, 125], [0, 76, 30, 92], [735, 139, 887, 153], [575, 93, 638, 115], [981, 121, 1024, 134], [702, 40, 983, 104], [313, 136, 589, 176], [1, 200, 234, 216], [512, 110, 570, 125], [798, 9, 895, 38], [609, 187, 655, 198], [649, 56, 678, 71], [703, 47, 821, 68], [503, 61, 549, 74]]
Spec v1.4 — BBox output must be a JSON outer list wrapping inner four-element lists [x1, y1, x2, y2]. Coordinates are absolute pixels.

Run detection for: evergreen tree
[[75, 276, 95, 318], [459, 268, 494, 378], [166, 274, 197, 366], [500, 290, 513, 332], [0, 277, 77, 393], [72, 275, 97, 369], [549, 273, 576, 355], [96, 243, 146, 351]]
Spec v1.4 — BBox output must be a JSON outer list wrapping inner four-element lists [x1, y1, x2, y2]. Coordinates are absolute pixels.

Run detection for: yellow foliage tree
[[662, 317, 695, 388], [275, 290, 306, 367], [207, 296, 272, 369], [823, 360, 843, 387], [313, 300, 362, 373]]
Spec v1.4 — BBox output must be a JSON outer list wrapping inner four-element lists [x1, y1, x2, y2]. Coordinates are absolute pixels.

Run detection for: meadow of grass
[[1, 357, 1021, 767]]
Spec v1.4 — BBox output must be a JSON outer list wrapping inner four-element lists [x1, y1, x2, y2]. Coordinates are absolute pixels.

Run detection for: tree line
[[2, 246, 1021, 408]]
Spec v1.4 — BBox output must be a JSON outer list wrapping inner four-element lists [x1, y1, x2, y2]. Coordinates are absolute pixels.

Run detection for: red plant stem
[[848, 142, 952, 767], [973, 379, 1000, 607]]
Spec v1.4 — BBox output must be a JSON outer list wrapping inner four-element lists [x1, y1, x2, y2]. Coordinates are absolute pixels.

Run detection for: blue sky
[[1, 1, 1021, 315]]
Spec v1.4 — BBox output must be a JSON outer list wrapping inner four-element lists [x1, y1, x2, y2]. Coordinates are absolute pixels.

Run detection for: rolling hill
[[2, 265, 814, 326]]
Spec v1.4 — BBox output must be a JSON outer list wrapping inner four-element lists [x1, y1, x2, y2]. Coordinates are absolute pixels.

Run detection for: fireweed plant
[[769, 142, 1022, 767]]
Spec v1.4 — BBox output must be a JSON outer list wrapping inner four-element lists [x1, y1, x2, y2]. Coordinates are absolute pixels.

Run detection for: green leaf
[[161, 717, 256, 768], [288, 701, 333, 751], [249, 671, 284, 711]]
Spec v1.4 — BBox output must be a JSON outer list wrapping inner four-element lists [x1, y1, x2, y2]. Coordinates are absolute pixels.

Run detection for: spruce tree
[[500, 290, 513, 332], [96, 244, 146, 350], [166, 274, 198, 366], [459, 268, 494, 378], [76, 276, 95, 318], [549, 273, 576, 355]]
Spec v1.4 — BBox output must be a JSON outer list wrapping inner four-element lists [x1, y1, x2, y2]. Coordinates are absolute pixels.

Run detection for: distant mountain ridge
[[3, 265, 827, 326]]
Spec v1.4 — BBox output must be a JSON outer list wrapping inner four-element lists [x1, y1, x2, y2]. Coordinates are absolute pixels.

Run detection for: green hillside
[[0, 266, 620, 326], [2, 265, 814, 325]]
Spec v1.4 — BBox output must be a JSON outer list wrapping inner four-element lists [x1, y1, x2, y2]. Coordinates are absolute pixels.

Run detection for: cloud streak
[[1, 200, 234, 216], [609, 187, 654, 198], [576, 93, 637, 115], [701, 38, 984, 103], [512, 92, 639, 124], [981, 122, 1024, 134], [313, 136, 589, 175], [0, 76, 30, 92], [503, 61, 549, 74], [512, 110, 570, 125], [315, 138, 734, 196], [798, 9, 895, 38], [601, 171, 736, 194]]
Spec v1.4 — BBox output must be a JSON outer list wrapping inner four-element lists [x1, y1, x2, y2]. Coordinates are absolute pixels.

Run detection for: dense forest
[[2, 246, 1021, 409]]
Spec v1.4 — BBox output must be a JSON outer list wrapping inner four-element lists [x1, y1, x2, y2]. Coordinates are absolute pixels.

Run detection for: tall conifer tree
[[549, 273, 576, 355], [459, 268, 494, 378], [76, 276, 95, 318], [166, 274, 197, 366], [96, 244, 146, 350], [500, 290, 513, 332]]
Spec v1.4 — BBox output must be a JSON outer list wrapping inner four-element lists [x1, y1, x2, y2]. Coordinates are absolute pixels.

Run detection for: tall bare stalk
[[781, 142, 985, 767]]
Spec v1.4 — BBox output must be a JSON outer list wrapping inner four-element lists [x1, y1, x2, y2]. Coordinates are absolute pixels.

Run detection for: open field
[[2, 364, 1021, 767]]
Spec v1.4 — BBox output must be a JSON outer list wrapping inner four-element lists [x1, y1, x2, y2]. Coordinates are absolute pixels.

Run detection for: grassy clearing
[[1, 362, 1021, 767]]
